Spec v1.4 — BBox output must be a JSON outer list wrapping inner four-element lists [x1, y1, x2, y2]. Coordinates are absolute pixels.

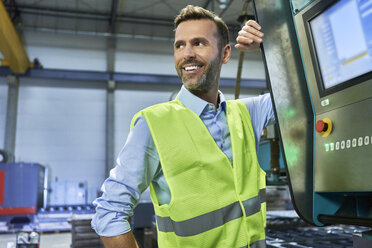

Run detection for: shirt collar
[[177, 85, 227, 116]]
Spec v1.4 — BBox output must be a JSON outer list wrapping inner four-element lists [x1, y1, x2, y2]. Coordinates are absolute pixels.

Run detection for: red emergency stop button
[[316, 118, 332, 137], [316, 120, 328, 133]]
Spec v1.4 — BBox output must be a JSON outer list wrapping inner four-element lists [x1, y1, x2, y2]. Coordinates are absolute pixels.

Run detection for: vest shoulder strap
[[130, 100, 183, 129]]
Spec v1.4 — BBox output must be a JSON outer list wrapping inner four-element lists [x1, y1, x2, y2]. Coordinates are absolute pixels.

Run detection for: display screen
[[310, 0, 372, 90]]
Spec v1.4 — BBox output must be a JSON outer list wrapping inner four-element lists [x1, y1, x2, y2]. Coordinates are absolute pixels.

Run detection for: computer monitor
[[306, 0, 372, 97]]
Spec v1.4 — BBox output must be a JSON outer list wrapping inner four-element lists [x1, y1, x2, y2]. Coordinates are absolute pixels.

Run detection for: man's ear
[[221, 44, 231, 64]]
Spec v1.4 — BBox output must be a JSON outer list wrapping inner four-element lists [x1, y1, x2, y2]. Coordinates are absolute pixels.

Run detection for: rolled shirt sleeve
[[91, 116, 160, 237]]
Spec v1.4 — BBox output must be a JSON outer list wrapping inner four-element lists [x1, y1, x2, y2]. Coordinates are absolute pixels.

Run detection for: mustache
[[179, 59, 204, 69]]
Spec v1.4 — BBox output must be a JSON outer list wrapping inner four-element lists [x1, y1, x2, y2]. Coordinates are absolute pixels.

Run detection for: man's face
[[174, 19, 228, 92]]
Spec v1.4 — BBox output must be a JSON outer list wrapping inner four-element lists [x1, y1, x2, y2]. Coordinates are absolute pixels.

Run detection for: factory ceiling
[[3, 0, 256, 42]]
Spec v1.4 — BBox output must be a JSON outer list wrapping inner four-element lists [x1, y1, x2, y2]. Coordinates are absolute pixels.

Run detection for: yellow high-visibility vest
[[131, 99, 266, 248]]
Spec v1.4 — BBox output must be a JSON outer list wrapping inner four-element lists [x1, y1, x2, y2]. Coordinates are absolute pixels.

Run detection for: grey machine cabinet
[[252, 0, 372, 226]]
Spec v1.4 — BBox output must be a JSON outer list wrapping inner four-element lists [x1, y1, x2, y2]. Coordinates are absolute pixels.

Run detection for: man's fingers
[[246, 20, 261, 30], [234, 43, 259, 51], [242, 25, 264, 39], [234, 43, 248, 50], [237, 31, 262, 44], [236, 35, 253, 46], [235, 19, 263, 52]]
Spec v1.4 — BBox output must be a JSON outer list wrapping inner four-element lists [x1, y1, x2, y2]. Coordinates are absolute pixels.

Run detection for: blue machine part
[[0, 163, 45, 216], [257, 141, 285, 172]]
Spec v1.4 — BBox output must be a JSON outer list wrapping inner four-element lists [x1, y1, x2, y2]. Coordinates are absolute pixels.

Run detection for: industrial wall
[[23, 31, 266, 79]]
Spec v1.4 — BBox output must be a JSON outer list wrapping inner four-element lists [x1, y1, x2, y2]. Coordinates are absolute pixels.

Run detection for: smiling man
[[92, 5, 273, 248]]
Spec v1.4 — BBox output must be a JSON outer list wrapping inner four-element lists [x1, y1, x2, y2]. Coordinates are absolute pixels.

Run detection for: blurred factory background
[[1, 0, 371, 247]]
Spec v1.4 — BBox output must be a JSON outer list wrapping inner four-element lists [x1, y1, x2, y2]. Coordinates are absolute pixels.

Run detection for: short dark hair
[[174, 5, 229, 49]]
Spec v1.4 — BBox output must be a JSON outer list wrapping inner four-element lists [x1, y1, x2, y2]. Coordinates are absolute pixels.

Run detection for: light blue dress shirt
[[92, 86, 274, 237]]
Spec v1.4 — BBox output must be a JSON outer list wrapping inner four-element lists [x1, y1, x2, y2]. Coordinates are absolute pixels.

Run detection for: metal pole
[[104, 0, 121, 178], [235, 0, 251, 99], [4, 75, 19, 162], [235, 52, 245, 99], [105, 80, 116, 178]]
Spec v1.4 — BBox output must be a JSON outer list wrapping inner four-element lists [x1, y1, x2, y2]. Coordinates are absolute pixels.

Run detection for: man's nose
[[184, 44, 195, 59]]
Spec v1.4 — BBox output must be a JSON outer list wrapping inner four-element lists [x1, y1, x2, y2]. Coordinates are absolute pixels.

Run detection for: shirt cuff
[[91, 212, 132, 237]]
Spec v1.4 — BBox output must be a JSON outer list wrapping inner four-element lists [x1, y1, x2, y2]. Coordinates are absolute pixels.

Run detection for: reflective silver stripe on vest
[[242, 189, 266, 216], [156, 188, 266, 237], [250, 239, 266, 248], [156, 201, 242, 237]]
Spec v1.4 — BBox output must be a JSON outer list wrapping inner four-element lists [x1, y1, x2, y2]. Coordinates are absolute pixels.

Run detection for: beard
[[177, 55, 222, 92]]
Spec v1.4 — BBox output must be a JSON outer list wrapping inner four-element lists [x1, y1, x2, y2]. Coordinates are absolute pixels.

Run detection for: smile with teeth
[[184, 65, 202, 71]]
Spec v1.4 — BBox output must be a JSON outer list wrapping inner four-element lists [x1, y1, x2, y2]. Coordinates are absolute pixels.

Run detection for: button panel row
[[324, 136, 371, 152]]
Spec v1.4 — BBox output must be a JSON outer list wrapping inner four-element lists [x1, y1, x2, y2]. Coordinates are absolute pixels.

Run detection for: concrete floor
[[0, 233, 71, 248]]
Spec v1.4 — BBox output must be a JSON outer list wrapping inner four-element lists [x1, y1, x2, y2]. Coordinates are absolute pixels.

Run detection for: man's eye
[[197, 42, 204, 46], [175, 44, 184, 49]]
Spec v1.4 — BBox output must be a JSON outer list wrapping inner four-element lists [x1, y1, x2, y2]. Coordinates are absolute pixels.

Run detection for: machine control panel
[[314, 97, 372, 192]]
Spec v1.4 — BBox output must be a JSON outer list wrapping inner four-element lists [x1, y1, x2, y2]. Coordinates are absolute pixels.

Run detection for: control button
[[352, 138, 357, 147], [358, 137, 363, 146], [316, 118, 333, 137], [325, 143, 329, 152], [341, 141, 345, 149], [330, 143, 334, 151], [335, 142, 340, 150], [316, 120, 328, 133], [346, 139, 351, 148], [365, 136, 370, 145], [321, 99, 330, 106]]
